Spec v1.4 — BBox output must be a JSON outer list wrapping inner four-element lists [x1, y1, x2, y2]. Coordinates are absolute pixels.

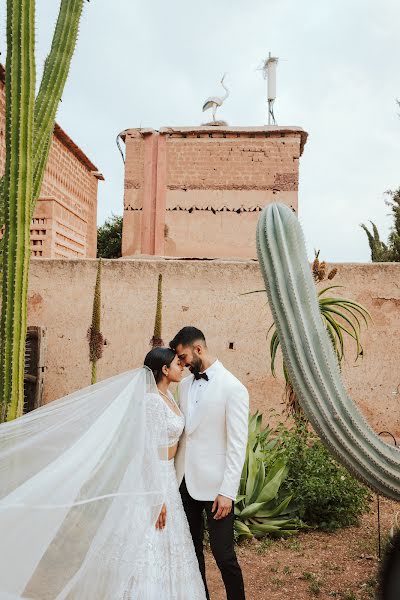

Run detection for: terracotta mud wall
[[27, 258, 400, 438], [122, 126, 307, 259]]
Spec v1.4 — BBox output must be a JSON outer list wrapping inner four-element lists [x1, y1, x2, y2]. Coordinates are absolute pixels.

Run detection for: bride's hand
[[156, 504, 167, 530]]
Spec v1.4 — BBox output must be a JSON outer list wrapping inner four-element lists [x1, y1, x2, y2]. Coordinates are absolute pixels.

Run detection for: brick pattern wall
[[30, 217, 50, 258], [52, 198, 87, 258], [165, 134, 301, 196], [40, 135, 98, 257], [0, 74, 100, 258]]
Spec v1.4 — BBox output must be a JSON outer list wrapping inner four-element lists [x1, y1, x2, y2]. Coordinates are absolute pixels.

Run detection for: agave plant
[[244, 254, 371, 416], [234, 411, 303, 540]]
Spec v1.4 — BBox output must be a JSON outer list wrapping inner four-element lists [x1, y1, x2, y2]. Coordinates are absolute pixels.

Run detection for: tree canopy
[[361, 188, 400, 262], [97, 214, 123, 259]]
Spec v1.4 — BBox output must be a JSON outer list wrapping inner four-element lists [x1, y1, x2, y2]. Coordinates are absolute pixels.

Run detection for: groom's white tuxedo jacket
[[175, 360, 249, 501]]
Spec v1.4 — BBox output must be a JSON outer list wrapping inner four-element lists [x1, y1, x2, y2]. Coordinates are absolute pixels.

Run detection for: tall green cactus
[[0, 0, 36, 423], [256, 203, 400, 500], [0, 0, 85, 422]]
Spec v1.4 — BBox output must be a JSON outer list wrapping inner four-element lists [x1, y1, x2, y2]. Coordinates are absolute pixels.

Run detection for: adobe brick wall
[[39, 134, 99, 257], [26, 258, 400, 439], [165, 131, 302, 193], [0, 68, 102, 258], [122, 126, 307, 259]]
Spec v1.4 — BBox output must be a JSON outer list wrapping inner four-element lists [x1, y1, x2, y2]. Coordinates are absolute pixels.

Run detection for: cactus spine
[[0, 0, 85, 422], [256, 203, 400, 500], [31, 0, 84, 211], [0, 0, 36, 422]]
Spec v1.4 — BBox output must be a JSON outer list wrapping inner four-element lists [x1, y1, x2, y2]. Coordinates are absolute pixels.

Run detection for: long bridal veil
[[0, 367, 169, 599]]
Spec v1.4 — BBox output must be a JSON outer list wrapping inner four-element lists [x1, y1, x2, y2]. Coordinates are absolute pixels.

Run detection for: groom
[[170, 326, 249, 600]]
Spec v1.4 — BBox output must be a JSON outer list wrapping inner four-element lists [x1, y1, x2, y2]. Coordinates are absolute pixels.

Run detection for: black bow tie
[[194, 372, 209, 381]]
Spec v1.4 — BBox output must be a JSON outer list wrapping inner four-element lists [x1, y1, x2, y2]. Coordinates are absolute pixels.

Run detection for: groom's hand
[[212, 494, 232, 520]]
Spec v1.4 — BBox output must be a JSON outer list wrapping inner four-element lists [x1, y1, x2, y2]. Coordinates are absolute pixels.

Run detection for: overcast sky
[[1, 0, 399, 262]]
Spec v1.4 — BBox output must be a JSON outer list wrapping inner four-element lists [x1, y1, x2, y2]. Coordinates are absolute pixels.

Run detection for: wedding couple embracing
[[0, 326, 249, 600]]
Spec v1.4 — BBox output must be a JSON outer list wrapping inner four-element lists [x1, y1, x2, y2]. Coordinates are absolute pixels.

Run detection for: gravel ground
[[205, 497, 399, 599]]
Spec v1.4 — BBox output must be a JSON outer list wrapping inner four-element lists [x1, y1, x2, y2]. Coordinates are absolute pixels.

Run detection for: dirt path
[[205, 497, 398, 599]]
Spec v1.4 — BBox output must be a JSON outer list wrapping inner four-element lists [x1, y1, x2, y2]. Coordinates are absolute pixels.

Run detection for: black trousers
[[180, 478, 245, 600]]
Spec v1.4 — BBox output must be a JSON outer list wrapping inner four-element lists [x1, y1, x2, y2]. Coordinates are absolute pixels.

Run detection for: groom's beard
[[187, 356, 203, 376]]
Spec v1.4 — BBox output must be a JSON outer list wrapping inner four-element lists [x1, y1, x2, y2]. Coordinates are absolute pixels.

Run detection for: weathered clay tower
[[121, 125, 307, 259]]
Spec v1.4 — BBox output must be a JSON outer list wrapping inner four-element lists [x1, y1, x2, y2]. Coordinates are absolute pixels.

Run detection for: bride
[[0, 347, 207, 600]]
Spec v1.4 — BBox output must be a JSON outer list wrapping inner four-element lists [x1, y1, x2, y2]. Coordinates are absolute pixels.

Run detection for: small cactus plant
[[87, 259, 104, 384], [256, 203, 400, 500], [150, 274, 164, 348]]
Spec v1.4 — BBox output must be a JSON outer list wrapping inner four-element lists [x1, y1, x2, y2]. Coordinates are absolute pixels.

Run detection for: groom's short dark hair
[[169, 326, 206, 350]]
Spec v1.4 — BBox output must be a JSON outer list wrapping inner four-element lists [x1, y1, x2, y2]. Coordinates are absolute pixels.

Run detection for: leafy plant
[[234, 411, 304, 540], [361, 187, 400, 262], [97, 214, 123, 259], [266, 418, 372, 531], [0, 0, 86, 422]]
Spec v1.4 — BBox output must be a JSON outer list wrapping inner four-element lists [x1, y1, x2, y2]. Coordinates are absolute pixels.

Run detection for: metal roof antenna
[[262, 52, 279, 125]]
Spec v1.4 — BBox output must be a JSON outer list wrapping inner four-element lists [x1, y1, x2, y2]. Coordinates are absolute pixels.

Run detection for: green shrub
[[265, 418, 372, 531]]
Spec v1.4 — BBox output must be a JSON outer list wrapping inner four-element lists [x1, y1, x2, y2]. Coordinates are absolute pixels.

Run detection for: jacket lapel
[[180, 375, 193, 419], [187, 390, 203, 434]]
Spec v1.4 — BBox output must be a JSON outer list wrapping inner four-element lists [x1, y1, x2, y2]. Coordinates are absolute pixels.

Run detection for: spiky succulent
[[234, 412, 303, 540]]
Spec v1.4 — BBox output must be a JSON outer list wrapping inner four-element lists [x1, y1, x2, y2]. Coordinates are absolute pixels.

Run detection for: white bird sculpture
[[202, 74, 229, 122]]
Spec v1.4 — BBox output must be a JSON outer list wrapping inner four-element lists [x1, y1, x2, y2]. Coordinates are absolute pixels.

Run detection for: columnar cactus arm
[[256, 203, 400, 500], [32, 0, 85, 210], [1, 0, 36, 421], [0, 1, 85, 224], [0, 0, 86, 422]]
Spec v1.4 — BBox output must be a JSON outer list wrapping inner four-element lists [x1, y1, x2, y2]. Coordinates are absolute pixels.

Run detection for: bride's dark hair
[[144, 347, 176, 383]]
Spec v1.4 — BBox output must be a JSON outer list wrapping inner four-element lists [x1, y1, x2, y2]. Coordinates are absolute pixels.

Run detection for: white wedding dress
[[126, 392, 206, 599], [0, 368, 206, 600]]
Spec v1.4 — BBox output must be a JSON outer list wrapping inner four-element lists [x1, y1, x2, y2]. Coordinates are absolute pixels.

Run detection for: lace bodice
[[165, 399, 185, 446], [146, 392, 184, 447]]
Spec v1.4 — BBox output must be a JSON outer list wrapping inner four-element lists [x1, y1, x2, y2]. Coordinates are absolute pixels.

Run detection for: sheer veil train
[[0, 367, 169, 599]]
